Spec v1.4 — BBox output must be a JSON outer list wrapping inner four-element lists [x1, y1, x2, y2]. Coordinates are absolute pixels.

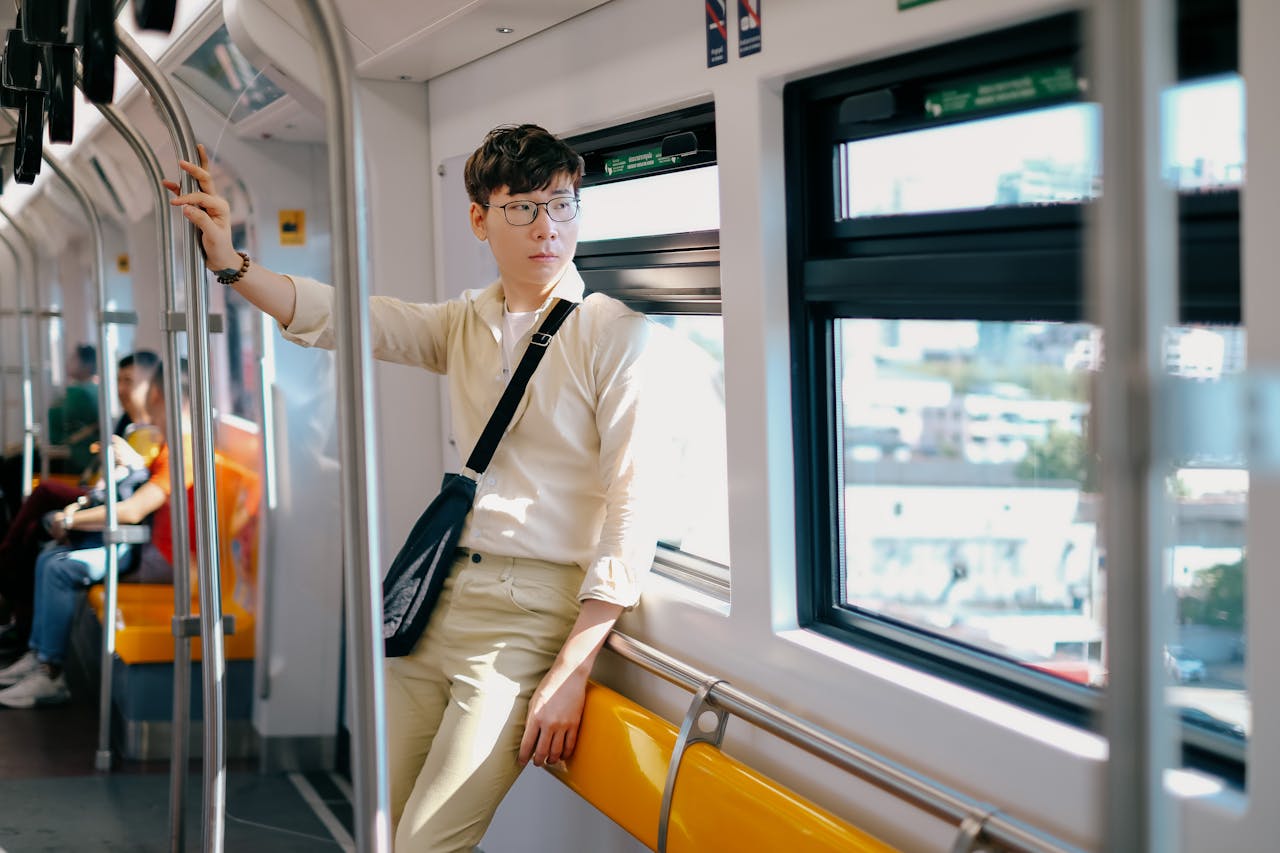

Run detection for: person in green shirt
[[46, 344, 101, 475]]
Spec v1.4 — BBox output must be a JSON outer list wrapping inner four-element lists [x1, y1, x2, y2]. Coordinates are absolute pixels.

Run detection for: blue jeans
[[28, 542, 136, 666]]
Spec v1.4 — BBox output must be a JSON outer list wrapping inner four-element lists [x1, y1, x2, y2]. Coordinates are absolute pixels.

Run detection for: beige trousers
[[386, 550, 582, 852]]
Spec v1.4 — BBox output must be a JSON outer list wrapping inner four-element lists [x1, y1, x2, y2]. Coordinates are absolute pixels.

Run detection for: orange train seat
[[86, 451, 262, 664], [547, 682, 898, 853]]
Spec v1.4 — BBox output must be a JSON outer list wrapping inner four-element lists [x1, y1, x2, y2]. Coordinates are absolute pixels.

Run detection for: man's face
[[68, 352, 92, 381], [117, 366, 152, 421], [469, 175, 580, 294]]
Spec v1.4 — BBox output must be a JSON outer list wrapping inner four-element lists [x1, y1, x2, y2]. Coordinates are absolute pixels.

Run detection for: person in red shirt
[[0, 360, 193, 708]]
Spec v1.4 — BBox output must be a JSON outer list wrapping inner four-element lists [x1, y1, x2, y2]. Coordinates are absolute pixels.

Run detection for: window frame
[[785, 8, 1244, 779]]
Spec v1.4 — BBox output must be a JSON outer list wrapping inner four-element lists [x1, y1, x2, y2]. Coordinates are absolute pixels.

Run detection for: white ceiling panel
[[334, 0, 483, 55], [353, 0, 614, 82]]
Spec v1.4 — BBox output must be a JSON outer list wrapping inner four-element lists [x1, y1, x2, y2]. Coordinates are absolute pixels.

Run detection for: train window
[[569, 106, 730, 594], [788, 7, 1245, 775], [578, 166, 719, 242], [1165, 74, 1243, 193], [840, 103, 1099, 219]]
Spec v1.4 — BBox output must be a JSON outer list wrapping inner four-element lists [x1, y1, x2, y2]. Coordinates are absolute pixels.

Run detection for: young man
[[0, 358, 192, 707], [0, 350, 160, 658], [165, 125, 658, 851]]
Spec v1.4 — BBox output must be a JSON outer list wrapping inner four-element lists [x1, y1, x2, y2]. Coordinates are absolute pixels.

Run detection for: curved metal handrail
[[605, 631, 1083, 853], [112, 26, 229, 853], [0, 215, 38, 497], [0, 109, 124, 775], [291, 3, 389, 849], [83, 79, 195, 853]]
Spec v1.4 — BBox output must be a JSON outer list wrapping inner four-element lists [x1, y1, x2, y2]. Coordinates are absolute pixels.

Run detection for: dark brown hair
[[463, 124, 584, 205]]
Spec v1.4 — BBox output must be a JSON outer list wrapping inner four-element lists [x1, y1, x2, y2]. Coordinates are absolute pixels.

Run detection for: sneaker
[[0, 650, 40, 687], [0, 670, 70, 708]]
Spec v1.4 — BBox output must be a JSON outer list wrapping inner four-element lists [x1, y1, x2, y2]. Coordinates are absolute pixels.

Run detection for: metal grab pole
[[0, 233, 25, 465], [112, 27, 227, 853], [86, 88, 195, 853], [0, 217, 38, 499], [1089, 2, 1179, 852], [293, 3, 389, 849], [606, 632, 1079, 853], [0, 110, 125, 772]]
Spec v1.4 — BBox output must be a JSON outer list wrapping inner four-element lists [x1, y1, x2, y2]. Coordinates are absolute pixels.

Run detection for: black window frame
[[786, 8, 1243, 780], [567, 104, 731, 597]]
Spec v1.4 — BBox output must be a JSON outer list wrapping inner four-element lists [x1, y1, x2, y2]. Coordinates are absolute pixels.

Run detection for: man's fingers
[[546, 729, 565, 766], [177, 156, 217, 194], [562, 725, 578, 761], [182, 205, 217, 232], [169, 191, 228, 217], [517, 719, 539, 767]]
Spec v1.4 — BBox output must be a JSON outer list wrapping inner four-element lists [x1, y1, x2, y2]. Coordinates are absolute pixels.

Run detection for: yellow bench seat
[[548, 682, 897, 852]]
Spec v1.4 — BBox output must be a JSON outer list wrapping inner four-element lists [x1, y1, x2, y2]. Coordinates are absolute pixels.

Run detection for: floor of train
[[0, 699, 356, 852]]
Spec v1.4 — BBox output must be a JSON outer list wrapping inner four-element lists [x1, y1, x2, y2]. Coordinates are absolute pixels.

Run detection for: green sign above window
[[604, 145, 682, 177], [924, 65, 1081, 119]]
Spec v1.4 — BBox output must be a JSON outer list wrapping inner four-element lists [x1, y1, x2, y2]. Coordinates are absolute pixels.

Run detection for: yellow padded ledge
[[547, 682, 897, 852]]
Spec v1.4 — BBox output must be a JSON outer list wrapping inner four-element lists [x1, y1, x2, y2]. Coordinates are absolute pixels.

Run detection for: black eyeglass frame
[[483, 196, 582, 226]]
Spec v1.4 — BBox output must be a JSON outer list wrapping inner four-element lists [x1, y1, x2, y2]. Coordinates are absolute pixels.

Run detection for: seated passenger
[[0, 351, 160, 659], [48, 344, 106, 476], [0, 360, 193, 708], [0, 344, 101, 522]]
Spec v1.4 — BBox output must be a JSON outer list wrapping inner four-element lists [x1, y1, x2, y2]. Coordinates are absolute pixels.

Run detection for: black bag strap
[[464, 297, 578, 475]]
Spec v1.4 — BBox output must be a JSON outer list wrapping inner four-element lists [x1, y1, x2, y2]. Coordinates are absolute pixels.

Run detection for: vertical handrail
[[0, 232, 23, 463], [0, 237, 8, 454], [0, 215, 38, 498], [253, 320, 277, 702], [32, 298, 51, 484], [112, 26, 228, 853], [293, 3, 390, 850], [1089, 2, 1179, 852], [0, 109, 124, 774], [86, 87, 195, 853]]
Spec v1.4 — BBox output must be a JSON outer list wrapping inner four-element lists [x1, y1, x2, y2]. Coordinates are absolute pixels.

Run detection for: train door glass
[[222, 224, 262, 423], [647, 314, 728, 566], [788, 8, 1246, 772]]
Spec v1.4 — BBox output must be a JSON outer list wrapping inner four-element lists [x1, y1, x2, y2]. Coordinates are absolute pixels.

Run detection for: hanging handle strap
[[464, 297, 578, 475]]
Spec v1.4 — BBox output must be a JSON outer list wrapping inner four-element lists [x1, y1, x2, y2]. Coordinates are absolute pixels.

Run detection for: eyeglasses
[[483, 196, 581, 226]]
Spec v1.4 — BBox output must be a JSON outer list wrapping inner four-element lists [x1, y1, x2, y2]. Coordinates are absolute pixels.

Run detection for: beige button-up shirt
[[280, 265, 659, 607]]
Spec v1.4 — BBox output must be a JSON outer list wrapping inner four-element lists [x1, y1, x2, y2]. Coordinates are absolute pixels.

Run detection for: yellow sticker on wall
[[279, 210, 306, 246], [116, 253, 130, 273]]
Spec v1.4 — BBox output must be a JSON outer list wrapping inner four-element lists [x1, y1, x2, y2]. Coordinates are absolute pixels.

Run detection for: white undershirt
[[502, 307, 540, 379]]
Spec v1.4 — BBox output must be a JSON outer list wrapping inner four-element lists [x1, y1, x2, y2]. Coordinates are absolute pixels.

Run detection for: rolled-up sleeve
[[279, 275, 455, 372], [578, 313, 661, 608]]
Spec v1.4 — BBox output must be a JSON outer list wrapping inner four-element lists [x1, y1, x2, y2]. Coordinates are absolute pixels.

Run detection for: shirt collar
[[475, 263, 585, 333]]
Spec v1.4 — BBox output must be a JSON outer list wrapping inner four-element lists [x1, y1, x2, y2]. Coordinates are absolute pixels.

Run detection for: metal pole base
[[95, 749, 113, 771]]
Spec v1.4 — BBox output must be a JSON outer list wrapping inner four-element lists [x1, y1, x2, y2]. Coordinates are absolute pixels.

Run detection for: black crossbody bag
[[382, 297, 578, 657]]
